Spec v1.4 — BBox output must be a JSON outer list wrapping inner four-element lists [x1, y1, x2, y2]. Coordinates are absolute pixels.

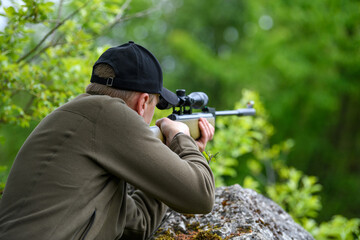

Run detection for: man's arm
[[120, 190, 168, 240], [94, 98, 215, 237]]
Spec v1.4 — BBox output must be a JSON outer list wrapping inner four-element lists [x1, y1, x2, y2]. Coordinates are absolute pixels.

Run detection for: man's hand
[[155, 117, 214, 152], [196, 118, 215, 152], [156, 118, 190, 146]]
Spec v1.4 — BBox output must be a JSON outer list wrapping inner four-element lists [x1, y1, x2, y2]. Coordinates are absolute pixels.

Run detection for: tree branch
[[51, 0, 65, 43], [104, 0, 132, 30], [105, 4, 160, 34], [22, 36, 64, 66], [57, 0, 65, 22], [120, 6, 160, 23], [17, 0, 161, 64], [16, 0, 92, 64], [85, 3, 161, 42]]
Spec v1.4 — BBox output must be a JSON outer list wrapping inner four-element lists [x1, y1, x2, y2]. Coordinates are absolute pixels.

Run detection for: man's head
[[86, 64, 158, 124], [86, 41, 178, 123]]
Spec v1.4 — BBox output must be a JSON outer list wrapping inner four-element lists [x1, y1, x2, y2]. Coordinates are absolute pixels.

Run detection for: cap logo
[[106, 77, 114, 87]]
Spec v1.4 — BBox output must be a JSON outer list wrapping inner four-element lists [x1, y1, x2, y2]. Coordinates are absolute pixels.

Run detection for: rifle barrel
[[215, 108, 256, 117]]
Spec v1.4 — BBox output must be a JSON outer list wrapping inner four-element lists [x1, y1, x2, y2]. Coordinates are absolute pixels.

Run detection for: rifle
[[150, 89, 256, 142]]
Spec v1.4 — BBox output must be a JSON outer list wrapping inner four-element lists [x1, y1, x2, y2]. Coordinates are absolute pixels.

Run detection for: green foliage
[[208, 89, 291, 189], [0, 0, 155, 164], [312, 216, 360, 240], [135, 0, 360, 221], [207, 90, 359, 239], [266, 167, 322, 220], [1, 0, 95, 128], [1, 0, 359, 239], [0, 165, 8, 197], [0, 0, 159, 131]]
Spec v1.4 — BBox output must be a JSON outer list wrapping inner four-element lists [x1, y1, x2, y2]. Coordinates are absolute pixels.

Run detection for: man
[[0, 41, 215, 239]]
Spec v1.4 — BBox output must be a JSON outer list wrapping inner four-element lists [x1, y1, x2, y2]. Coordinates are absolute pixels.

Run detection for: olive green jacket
[[0, 94, 215, 240]]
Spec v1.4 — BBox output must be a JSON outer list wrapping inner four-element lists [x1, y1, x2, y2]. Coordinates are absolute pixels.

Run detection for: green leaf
[[4, 6, 16, 17]]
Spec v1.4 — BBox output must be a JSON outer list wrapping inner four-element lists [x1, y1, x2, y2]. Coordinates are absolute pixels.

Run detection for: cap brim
[[158, 87, 179, 108], [160, 87, 178, 105]]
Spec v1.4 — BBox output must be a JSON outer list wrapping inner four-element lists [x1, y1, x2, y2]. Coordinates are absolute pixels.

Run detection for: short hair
[[86, 64, 137, 102], [86, 64, 157, 103]]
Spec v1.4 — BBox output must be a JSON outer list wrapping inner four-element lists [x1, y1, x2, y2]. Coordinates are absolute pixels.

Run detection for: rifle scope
[[157, 89, 208, 110]]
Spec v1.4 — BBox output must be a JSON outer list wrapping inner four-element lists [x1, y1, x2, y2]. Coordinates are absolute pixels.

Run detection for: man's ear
[[134, 93, 149, 117]]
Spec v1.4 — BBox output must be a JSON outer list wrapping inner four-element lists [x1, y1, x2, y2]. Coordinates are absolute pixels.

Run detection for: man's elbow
[[184, 191, 215, 214], [194, 179, 215, 213], [196, 195, 215, 214]]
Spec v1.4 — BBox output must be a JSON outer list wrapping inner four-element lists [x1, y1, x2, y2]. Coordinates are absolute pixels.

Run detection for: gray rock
[[152, 184, 314, 240]]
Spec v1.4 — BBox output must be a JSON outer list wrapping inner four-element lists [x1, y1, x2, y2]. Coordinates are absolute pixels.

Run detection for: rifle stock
[[150, 116, 216, 142], [150, 107, 255, 142]]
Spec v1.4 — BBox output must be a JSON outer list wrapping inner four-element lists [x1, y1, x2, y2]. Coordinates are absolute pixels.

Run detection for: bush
[[207, 89, 360, 239]]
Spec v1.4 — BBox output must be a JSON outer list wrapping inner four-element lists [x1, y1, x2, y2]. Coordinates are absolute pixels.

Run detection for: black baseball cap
[[90, 41, 179, 107]]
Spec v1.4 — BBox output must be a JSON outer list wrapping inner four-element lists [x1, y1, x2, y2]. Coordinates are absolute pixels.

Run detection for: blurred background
[[0, 0, 359, 238]]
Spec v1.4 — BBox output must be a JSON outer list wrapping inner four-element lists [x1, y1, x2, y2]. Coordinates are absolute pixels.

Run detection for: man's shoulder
[[57, 93, 131, 122], [58, 93, 151, 137], [70, 93, 126, 106]]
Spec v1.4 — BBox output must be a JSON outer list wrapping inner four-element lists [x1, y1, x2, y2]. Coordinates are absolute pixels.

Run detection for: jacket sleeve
[[93, 98, 215, 237], [119, 189, 168, 240]]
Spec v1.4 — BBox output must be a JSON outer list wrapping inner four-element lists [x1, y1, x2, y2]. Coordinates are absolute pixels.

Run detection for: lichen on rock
[[153, 184, 314, 240]]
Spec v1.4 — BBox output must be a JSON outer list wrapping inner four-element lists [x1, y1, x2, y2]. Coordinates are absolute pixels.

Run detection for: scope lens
[[188, 92, 209, 109]]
